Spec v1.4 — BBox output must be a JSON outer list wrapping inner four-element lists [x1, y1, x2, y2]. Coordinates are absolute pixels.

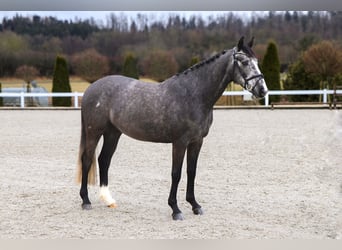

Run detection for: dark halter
[[232, 50, 264, 91]]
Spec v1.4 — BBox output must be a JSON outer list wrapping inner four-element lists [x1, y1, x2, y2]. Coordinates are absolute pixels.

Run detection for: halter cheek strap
[[232, 51, 264, 91]]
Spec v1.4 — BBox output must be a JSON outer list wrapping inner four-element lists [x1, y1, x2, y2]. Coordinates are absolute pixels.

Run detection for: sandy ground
[[0, 109, 341, 239]]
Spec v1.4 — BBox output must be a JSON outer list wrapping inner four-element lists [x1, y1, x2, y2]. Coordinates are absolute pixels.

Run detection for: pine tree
[[122, 53, 139, 79], [52, 55, 71, 106], [261, 41, 281, 103]]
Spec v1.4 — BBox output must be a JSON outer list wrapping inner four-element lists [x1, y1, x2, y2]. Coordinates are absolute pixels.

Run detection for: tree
[[261, 41, 281, 103], [122, 53, 139, 79], [72, 49, 110, 83], [15, 65, 39, 92], [52, 55, 71, 106], [302, 40, 342, 89], [283, 59, 320, 101], [141, 49, 179, 81], [297, 35, 318, 52], [3, 11, 342, 82], [15, 65, 39, 106], [0, 31, 29, 76], [0, 31, 28, 53]]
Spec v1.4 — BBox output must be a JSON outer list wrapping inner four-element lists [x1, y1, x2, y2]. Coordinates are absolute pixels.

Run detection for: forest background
[[0, 11, 342, 101]]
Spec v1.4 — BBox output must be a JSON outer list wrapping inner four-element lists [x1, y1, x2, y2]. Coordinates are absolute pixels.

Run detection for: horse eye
[[241, 60, 249, 66]]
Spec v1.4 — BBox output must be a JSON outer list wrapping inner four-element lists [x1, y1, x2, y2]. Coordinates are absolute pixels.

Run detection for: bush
[[72, 49, 110, 83], [141, 49, 179, 82], [189, 56, 200, 67], [302, 40, 342, 88], [283, 59, 320, 102], [122, 53, 139, 79], [52, 55, 72, 107], [261, 41, 281, 103]]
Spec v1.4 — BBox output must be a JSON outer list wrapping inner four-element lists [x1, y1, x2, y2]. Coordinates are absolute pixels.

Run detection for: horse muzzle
[[251, 78, 268, 99]]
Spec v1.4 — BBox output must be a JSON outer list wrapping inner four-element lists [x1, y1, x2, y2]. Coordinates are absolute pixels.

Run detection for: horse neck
[[168, 49, 234, 110], [206, 50, 235, 107]]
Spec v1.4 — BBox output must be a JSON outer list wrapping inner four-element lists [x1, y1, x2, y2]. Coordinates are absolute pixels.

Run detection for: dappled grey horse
[[77, 37, 268, 220]]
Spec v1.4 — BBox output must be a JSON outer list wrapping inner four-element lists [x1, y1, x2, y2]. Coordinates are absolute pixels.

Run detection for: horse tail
[[76, 113, 97, 185]]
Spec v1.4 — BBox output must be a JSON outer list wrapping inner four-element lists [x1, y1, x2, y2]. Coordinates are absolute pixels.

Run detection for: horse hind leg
[[77, 110, 104, 210], [79, 136, 101, 210], [98, 125, 122, 208]]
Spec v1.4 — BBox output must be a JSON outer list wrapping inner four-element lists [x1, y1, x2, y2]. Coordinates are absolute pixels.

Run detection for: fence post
[[264, 93, 269, 107], [323, 89, 327, 103], [20, 92, 25, 108], [74, 92, 79, 108]]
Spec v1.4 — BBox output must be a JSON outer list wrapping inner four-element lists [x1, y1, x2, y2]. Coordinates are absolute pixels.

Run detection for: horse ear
[[237, 36, 244, 51], [248, 37, 254, 48]]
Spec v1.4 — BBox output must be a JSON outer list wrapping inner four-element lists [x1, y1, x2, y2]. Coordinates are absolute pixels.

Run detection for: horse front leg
[[168, 142, 187, 220], [186, 139, 204, 215]]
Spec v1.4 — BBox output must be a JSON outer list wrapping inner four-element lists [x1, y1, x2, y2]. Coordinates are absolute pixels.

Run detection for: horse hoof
[[107, 203, 117, 208], [193, 207, 204, 215], [82, 204, 92, 210], [172, 213, 184, 221]]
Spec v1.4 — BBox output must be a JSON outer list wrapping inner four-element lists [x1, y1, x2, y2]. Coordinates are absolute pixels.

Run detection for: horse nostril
[[260, 88, 268, 97]]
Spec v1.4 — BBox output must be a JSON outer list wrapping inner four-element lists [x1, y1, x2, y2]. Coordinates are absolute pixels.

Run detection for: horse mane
[[175, 43, 256, 78], [177, 50, 228, 77]]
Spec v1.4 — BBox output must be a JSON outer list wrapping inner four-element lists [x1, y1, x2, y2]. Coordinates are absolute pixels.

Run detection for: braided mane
[[177, 50, 227, 76]]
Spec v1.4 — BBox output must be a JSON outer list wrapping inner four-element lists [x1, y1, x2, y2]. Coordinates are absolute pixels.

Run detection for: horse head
[[232, 36, 268, 99]]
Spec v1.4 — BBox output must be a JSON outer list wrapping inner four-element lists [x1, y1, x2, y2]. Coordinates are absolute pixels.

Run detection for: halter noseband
[[232, 50, 264, 91]]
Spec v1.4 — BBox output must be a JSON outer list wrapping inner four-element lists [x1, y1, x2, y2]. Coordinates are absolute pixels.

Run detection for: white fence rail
[[223, 89, 342, 107], [0, 89, 341, 108], [0, 92, 83, 108]]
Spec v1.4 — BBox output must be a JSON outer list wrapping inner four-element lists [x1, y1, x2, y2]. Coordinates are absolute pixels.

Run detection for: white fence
[[0, 92, 83, 108], [0, 89, 341, 108], [224, 89, 342, 107]]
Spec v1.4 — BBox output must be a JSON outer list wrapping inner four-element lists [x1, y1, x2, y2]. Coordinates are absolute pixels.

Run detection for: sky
[[0, 0, 339, 11], [0, 11, 265, 26]]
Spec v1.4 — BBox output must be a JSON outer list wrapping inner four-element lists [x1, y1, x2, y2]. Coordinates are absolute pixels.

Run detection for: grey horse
[[77, 36, 268, 220]]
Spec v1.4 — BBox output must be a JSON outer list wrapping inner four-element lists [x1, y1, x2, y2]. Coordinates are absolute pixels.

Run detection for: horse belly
[[111, 110, 210, 144], [110, 109, 176, 143], [118, 123, 174, 143]]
